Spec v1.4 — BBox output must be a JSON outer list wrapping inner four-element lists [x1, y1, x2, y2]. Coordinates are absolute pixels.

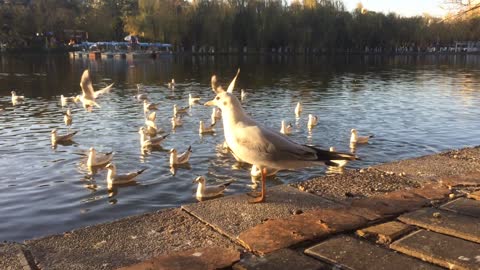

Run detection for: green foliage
[[0, 0, 479, 52]]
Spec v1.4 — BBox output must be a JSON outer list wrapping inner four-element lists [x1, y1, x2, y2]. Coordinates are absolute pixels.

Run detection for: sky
[[342, 0, 448, 17]]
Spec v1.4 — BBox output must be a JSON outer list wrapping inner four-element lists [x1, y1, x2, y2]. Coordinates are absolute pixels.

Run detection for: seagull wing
[[226, 68, 240, 93], [80, 70, 95, 100], [94, 83, 114, 99]]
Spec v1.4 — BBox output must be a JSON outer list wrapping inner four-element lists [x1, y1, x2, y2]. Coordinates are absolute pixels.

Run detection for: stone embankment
[[2, 146, 480, 270]]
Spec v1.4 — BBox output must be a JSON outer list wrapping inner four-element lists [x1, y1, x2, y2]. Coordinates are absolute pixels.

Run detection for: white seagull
[[11, 91, 25, 104], [169, 146, 192, 166], [188, 93, 201, 106], [145, 111, 158, 131], [211, 107, 222, 125], [307, 114, 318, 129], [171, 115, 183, 129], [60, 95, 76, 107], [135, 84, 149, 101], [79, 69, 114, 111], [51, 129, 77, 145], [193, 176, 232, 200], [199, 120, 215, 134], [350, 129, 373, 144], [143, 100, 158, 114], [280, 120, 292, 135], [64, 108, 72, 130], [241, 89, 247, 101], [173, 104, 188, 116], [138, 127, 168, 150], [205, 70, 357, 203], [294, 102, 302, 117], [168, 78, 175, 89], [106, 163, 146, 189], [87, 147, 114, 167]]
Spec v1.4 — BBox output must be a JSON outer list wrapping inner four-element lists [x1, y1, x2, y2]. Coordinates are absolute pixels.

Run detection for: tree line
[[0, 0, 479, 53]]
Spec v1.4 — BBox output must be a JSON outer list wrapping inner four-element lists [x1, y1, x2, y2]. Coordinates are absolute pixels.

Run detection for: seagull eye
[[215, 96, 220, 100]]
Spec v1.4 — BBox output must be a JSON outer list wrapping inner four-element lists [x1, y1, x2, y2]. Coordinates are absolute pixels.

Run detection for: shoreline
[[2, 145, 480, 269]]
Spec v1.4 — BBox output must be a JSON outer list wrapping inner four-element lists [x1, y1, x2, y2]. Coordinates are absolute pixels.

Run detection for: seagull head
[[11, 90, 16, 95], [193, 176, 205, 184], [51, 129, 57, 134], [89, 147, 95, 153], [351, 129, 357, 135], [204, 90, 238, 111], [169, 148, 177, 154], [105, 163, 115, 170]]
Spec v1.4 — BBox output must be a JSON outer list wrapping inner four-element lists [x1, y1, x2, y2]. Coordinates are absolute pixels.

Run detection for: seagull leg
[[249, 167, 266, 203]]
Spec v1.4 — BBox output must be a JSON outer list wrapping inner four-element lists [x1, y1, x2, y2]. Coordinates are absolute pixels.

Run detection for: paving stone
[[0, 243, 33, 270], [237, 205, 377, 255], [468, 190, 480, 200], [440, 197, 480, 218], [182, 185, 335, 240], [440, 172, 480, 188], [398, 207, 480, 243], [391, 229, 480, 270], [233, 248, 328, 270], [237, 213, 330, 255], [118, 247, 240, 270], [410, 182, 451, 201], [291, 168, 421, 200], [350, 190, 430, 217], [26, 208, 239, 270], [374, 153, 480, 181], [356, 221, 415, 244], [305, 235, 443, 270]]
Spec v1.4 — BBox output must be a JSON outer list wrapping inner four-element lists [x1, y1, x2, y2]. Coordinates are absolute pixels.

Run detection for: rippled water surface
[[1, 54, 479, 241]]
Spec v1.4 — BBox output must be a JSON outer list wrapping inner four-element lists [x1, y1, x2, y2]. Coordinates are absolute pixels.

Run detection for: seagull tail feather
[[310, 147, 358, 162]]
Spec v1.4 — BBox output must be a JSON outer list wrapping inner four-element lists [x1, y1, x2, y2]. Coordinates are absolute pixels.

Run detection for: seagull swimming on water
[[205, 69, 357, 203], [350, 129, 373, 144], [11, 91, 24, 104], [199, 120, 215, 134], [189, 93, 201, 106], [307, 114, 318, 130], [169, 146, 192, 166], [51, 129, 77, 145], [106, 163, 145, 189], [294, 102, 302, 117], [193, 176, 232, 200], [64, 108, 72, 130], [87, 147, 113, 167], [280, 120, 292, 135]]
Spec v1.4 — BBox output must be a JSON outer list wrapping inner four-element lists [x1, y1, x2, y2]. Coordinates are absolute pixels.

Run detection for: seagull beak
[[204, 100, 215, 107]]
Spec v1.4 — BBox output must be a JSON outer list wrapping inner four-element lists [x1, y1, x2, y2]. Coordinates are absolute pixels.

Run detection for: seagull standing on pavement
[[205, 70, 357, 203]]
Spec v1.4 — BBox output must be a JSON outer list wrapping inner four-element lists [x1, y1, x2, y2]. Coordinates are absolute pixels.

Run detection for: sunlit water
[[1, 54, 479, 241]]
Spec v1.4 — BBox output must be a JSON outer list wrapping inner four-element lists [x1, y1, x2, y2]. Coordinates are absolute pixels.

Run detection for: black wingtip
[[163, 134, 170, 139], [223, 181, 233, 187], [105, 151, 113, 156], [187, 145, 192, 152], [138, 168, 147, 174]]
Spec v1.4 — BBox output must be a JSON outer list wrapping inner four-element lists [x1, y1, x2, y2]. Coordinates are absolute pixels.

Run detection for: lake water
[[1, 54, 479, 241]]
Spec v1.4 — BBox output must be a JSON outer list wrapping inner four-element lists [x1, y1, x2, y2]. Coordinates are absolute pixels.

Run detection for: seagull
[[350, 129, 373, 144], [188, 93, 201, 106], [64, 108, 72, 130], [11, 91, 25, 104], [87, 147, 114, 167], [241, 89, 247, 101], [79, 69, 114, 111], [143, 100, 158, 114], [135, 84, 149, 101], [60, 95, 76, 107], [173, 104, 188, 116], [145, 111, 157, 130], [205, 70, 357, 203], [199, 120, 215, 134], [171, 115, 183, 129], [280, 120, 292, 135], [250, 165, 279, 178], [169, 146, 192, 166], [211, 107, 222, 124], [138, 127, 168, 149], [51, 129, 77, 145], [168, 79, 175, 89], [307, 114, 318, 129], [294, 102, 302, 117], [106, 163, 145, 189], [193, 176, 232, 200]]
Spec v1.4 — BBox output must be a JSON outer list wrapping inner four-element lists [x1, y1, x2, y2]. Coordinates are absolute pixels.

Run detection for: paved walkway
[[2, 146, 480, 270]]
